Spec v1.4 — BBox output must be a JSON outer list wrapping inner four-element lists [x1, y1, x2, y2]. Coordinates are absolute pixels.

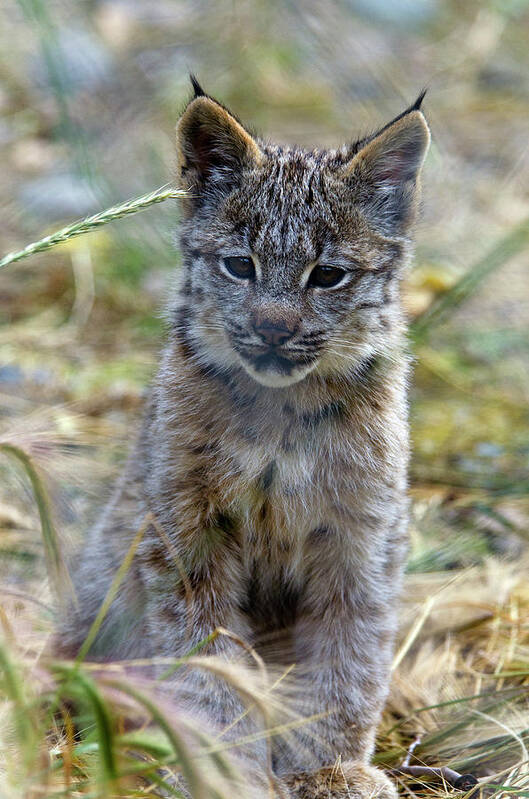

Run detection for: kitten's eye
[[308, 264, 347, 289], [223, 256, 255, 280]]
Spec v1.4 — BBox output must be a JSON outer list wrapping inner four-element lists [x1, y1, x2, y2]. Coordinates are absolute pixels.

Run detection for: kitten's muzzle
[[251, 310, 299, 348]]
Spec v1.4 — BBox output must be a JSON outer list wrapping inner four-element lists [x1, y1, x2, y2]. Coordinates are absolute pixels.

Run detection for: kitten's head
[[174, 77, 430, 388]]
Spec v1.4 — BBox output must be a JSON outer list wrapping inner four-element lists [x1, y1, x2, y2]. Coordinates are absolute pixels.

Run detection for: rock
[[0, 365, 24, 385]]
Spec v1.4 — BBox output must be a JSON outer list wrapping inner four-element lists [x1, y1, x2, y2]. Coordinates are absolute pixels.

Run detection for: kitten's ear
[[342, 99, 430, 233], [175, 86, 263, 210]]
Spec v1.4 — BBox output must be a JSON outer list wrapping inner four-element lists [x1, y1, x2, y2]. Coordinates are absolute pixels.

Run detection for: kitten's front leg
[[139, 523, 276, 797], [280, 520, 406, 798]]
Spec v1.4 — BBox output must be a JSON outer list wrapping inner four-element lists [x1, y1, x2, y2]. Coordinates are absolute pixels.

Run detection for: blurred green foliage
[[1, 2, 529, 796], [1, 0, 528, 566]]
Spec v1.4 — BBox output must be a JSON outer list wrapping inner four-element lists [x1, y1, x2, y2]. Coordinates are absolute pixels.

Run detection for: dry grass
[[1, 563, 528, 798], [0, 419, 527, 797], [1, 0, 529, 796]]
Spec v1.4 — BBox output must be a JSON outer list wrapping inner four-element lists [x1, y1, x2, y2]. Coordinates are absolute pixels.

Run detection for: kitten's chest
[[224, 423, 334, 558], [214, 398, 392, 564], [232, 443, 314, 634]]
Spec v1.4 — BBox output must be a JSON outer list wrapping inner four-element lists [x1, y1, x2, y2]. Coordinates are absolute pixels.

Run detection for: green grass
[[1, 0, 529, 795], [0, 128, 527, 799]]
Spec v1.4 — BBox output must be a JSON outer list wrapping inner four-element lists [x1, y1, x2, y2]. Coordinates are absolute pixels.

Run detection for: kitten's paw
[[283, 761, 397, 799]]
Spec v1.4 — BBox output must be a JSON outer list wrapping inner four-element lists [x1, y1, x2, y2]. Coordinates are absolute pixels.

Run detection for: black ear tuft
[[410, 88, 427, 112], [372, 90, 429, 140], [190, 74, 206, 98], [342, 99, 430, 234]]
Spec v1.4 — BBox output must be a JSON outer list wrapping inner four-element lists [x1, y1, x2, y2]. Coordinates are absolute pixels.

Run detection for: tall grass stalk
[[17, 0, 93, 180], [0, 442, 72, 600], [0, 186, 184, 269], [53, 663, 119, 792], [75, 518, 148, 664], [0, 641, 39, 773], [412, 216, 529, 339]]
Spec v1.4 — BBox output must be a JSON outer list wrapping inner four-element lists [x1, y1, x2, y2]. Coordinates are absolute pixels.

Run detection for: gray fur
[[57, 83, 430, 798]]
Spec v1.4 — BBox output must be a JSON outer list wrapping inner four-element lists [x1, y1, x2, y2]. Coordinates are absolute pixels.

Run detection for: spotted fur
[[58, 79, 430, 798]]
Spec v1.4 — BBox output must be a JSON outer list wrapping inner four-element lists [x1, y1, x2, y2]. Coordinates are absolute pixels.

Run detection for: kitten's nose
[[252, 311, 298, 347], [254, 323, 294, 347]]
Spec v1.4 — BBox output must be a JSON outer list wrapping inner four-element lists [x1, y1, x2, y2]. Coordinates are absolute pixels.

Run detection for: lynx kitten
[[59, 77, 430, 798]]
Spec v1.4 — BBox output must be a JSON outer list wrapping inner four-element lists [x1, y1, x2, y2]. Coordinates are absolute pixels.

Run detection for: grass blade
[[105, 678, 210, 799], [0, 186, 185, 269], [411, 216, 529, 340], [75, 517, 149, 664], [0, 442, 72, 600], [53, 663, 118, 792], [0, 640, 39, 773]]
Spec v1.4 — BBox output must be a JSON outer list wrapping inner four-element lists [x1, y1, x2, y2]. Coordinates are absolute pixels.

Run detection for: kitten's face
[[175, 89, 429, 388]]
